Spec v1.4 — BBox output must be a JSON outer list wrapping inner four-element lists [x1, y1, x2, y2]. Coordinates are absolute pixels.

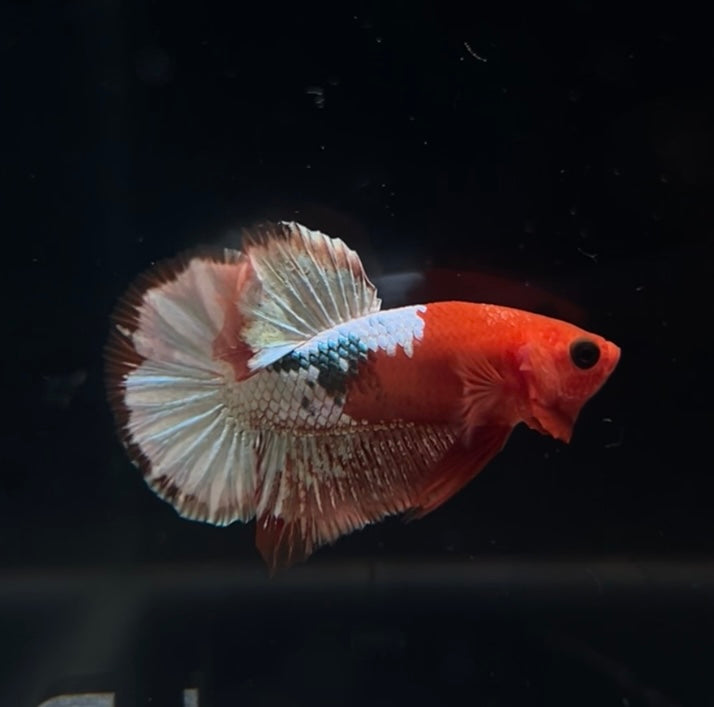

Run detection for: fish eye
[[569, 338, 600, 370]]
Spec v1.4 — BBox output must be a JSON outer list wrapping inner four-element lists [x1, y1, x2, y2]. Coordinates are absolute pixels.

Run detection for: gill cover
[[516, 342, 579, 443]]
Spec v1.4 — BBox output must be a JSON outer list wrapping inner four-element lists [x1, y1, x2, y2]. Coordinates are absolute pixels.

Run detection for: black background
[[2, 0, 713, 705]]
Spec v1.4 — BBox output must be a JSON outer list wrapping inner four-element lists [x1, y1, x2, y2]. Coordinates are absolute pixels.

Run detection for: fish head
[[515, 317, 621, 443]]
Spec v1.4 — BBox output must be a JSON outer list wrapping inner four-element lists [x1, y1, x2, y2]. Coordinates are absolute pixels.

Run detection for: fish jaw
[[523, 400, 576, 443]]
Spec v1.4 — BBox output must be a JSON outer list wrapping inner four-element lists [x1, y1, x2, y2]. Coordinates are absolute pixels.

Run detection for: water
[[3, 1, 712, 705]]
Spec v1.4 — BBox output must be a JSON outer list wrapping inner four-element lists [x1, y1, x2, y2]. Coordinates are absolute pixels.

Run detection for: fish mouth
[[526, 401, 575, 443]]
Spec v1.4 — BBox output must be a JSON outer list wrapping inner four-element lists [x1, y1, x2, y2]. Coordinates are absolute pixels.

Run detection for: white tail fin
[[105, 250, 259, 524]]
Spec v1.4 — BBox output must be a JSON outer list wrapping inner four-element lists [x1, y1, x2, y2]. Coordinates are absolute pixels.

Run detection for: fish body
[[106, 222, 620, 569]]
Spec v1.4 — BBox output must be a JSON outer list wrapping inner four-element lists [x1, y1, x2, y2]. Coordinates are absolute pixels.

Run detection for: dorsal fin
[[238, 222, 382, 371]]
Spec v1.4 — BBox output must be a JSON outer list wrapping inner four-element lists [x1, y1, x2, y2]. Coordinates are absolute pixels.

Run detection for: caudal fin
[[105, 249, 260, 525]]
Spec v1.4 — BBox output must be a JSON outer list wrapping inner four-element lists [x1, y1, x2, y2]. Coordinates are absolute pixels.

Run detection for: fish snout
[[603, 340, 621, 377]]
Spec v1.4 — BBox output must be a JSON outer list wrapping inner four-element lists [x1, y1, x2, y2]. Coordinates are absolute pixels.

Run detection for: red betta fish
[[105, 222, 620, 569]]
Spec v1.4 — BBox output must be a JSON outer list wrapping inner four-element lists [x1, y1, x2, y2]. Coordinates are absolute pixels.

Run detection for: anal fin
[[252, 423, 456, 572], [255, 515, 312, 572]]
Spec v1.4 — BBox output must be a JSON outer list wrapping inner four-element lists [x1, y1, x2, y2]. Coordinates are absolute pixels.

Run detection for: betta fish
[[105, 222, 620, 570]]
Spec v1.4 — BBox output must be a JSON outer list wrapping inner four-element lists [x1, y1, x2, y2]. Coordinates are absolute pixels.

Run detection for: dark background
[[2, 0, 713, 705]]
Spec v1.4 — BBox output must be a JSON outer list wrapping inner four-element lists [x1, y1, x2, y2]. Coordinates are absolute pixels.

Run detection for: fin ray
[[239, 222, 381, 371], [253, 422, 456, 571], [409, 425, 512, 519], [105, 251, 259, 525]]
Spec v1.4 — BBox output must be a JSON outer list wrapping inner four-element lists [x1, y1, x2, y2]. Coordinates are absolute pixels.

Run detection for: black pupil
[[570, 339, 600, 370]]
